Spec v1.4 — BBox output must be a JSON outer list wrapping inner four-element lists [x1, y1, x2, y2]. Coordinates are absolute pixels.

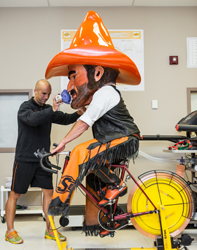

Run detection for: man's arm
[[18, 105, 54, 127], [52, 107, 86, 125], [18, 95, 62, 127], [51, 119, 89, 154]]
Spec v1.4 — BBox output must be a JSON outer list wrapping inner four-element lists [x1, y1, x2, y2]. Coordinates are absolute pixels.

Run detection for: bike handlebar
[[176, 124, 197, 132], [141, 134, 188, 142], [35, 149, 61, 174]]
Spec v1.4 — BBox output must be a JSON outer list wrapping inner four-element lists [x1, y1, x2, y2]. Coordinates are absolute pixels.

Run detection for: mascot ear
[[94, 66, 104, 82]]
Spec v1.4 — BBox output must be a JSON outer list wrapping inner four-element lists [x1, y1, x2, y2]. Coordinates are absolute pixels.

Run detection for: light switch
[[152, 100, 158, 109]]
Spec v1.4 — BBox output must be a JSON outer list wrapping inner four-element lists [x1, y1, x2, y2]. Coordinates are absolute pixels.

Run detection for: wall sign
[[61, 30, 144, 91]]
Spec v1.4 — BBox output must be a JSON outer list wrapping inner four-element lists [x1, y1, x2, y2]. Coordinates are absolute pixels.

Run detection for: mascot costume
[[45, 10, 141, 237]]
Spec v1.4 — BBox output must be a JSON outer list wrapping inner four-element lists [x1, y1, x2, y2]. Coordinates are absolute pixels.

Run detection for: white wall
[[0, 7, 197, 207]]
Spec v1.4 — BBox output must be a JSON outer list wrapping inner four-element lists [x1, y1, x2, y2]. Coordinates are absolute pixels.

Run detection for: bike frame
[[39, 130, 196, 250], [49, 155, 175, 250], [63, 158, 158, 222]]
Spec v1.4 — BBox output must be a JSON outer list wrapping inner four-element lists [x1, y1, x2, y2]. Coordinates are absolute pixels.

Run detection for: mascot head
[[45, 11, 141, 109]]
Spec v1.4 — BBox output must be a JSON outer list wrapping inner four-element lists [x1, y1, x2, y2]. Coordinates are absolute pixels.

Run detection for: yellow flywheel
[[127, 171, 194, 239]]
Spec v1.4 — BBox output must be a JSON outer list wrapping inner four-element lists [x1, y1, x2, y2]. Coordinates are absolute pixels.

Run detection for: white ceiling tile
[[134, 0, 197, 7], [0, 0, 197, 8], [49, 0, 134, 7]]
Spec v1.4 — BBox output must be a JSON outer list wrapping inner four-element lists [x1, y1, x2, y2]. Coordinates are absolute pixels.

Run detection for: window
[[0, 89, 32, 153]]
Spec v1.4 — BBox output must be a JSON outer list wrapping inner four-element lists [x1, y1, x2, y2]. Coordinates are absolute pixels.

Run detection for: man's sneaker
[[98, 181, 127, 206], [45, 230, 67, 241], [5, 230, 23, 244]]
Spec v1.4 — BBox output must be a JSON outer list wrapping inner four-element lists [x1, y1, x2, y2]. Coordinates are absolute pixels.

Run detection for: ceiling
[[0, 0, 197, 8]]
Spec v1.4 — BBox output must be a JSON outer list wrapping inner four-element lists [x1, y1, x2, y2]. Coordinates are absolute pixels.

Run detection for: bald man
[[5, 79, 82, 244]]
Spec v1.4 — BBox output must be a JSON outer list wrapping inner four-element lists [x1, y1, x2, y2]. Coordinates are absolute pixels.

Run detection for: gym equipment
[[36, 110, 197, 250]]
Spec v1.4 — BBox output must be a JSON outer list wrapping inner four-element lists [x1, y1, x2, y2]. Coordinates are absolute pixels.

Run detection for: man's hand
[[51, 140, 66, 154], [77, 106, 86, 115], [52, 95, 63, 112]]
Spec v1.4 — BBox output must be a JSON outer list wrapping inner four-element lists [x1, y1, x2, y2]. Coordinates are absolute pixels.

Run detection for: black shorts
[[11, 160, 53, 194]]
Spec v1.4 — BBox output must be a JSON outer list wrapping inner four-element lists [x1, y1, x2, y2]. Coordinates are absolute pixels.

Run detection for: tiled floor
[[0, 215, 197, 250]]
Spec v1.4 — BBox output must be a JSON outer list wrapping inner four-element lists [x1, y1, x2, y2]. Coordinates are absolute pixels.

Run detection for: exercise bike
[[36, 155, 193, 249], [35, 111, 197, 250]]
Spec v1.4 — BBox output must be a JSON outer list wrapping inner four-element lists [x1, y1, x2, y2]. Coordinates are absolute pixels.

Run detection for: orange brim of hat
[[45, 10, 141, 85], [45, 45, 141, 85]]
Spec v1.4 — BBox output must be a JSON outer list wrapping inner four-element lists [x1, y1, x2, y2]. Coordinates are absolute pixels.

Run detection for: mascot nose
[[67, 81, 73, 92]]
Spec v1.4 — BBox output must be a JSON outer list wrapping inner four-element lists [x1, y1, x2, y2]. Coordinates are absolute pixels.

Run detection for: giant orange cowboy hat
[[45, 10, 141, 85]]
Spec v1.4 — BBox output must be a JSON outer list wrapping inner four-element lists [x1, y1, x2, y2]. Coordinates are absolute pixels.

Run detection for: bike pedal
[[110, 231, 115, 237], [100, 230, 115, 238], [119, 187, 128, 197]]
